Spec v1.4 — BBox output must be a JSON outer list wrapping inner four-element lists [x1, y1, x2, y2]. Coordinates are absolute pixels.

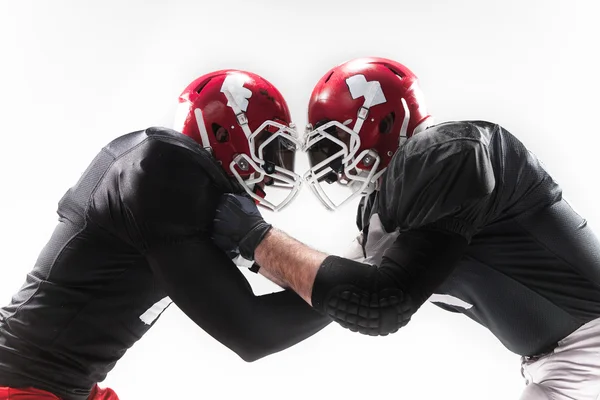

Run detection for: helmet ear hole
[[379, 112, 395, 135], [212, 123, 230, 143]]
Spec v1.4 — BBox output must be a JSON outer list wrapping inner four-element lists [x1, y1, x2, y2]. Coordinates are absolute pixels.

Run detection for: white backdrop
[[1, 1, 599, 399]]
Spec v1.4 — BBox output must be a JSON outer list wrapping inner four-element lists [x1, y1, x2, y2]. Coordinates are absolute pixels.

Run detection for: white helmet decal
[[346, 74, 387, 107], [220, 73, 252, 113]]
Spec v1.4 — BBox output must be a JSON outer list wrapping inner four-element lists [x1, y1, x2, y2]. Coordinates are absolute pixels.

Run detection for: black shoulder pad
[[145, 127, 244, 194]]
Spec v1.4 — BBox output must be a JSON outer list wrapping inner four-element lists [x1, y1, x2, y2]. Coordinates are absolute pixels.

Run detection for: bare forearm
[[258, 265, 289, 289], [254, 228, 327, 305]]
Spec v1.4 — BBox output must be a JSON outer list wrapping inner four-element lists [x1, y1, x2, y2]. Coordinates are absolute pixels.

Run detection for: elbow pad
[[311, 228, 469, 336], [311, 256, 414, 336]]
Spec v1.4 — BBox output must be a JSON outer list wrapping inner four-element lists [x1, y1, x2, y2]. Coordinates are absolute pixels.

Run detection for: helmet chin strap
[[352, 82, 381, 138], [248, 177, 266, 199], [349, 98, 411, 192], [253, 185, 266, 199]]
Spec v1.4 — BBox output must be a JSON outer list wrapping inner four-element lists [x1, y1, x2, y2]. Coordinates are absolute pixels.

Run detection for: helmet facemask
[[304, 93, 418, 211], [221, 89, 303, 212], [304, 120, 383, 211], [230, 120, 303, 212]]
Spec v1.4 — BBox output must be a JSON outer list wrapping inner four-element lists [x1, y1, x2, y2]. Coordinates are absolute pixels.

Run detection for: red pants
[[0, 385, 119, 399]]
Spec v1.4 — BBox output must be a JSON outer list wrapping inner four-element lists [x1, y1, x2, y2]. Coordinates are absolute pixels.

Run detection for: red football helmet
[[304, 57, 433, 210], [174, 69, 302, 211]]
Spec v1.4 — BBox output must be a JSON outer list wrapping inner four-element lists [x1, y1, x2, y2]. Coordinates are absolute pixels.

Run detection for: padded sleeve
[[312, 228, 469, 336]]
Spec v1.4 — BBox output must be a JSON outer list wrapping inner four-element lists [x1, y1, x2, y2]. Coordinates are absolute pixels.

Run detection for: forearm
[[257, 264, 290, 289], [182, 288, 329, 362], [311, 228, 469, 336], [254, 228, 327, 305], [211, 193, 468, 337], [211, 194, 458, 336], [147, 240, 327, 363], [244, 289, 331, 361]]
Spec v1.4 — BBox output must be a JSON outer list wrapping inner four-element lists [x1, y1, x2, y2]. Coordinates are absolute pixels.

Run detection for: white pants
[[519, 317, 600, 400], [343, 213, 600, 400]]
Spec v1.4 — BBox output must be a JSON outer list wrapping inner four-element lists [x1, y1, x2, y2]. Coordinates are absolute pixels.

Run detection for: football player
[[212, 58, 600, 400], [0, 70, 330, 400]]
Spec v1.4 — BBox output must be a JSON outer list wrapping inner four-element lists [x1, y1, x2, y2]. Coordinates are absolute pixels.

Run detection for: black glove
[[212, 193, 273, 261]]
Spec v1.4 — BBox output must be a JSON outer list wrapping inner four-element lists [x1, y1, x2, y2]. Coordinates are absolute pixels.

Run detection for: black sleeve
[[378, 134, 496, 240], [311, 133, 495, 336], [147, 239, 330, 362], [103, 139, 329, 361], [311, 228, 468, 336]]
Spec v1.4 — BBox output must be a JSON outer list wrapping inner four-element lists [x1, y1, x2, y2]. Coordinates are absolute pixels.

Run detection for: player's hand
[[212, 193, 272, 261]]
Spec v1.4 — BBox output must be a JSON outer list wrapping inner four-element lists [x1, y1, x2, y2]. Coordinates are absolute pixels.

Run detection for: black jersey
[[358, 120, 600, 357], [0, 127, 329, 399]]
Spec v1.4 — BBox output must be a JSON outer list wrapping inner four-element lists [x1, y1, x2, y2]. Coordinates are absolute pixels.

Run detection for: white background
[[1, 1, 599, 399]]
